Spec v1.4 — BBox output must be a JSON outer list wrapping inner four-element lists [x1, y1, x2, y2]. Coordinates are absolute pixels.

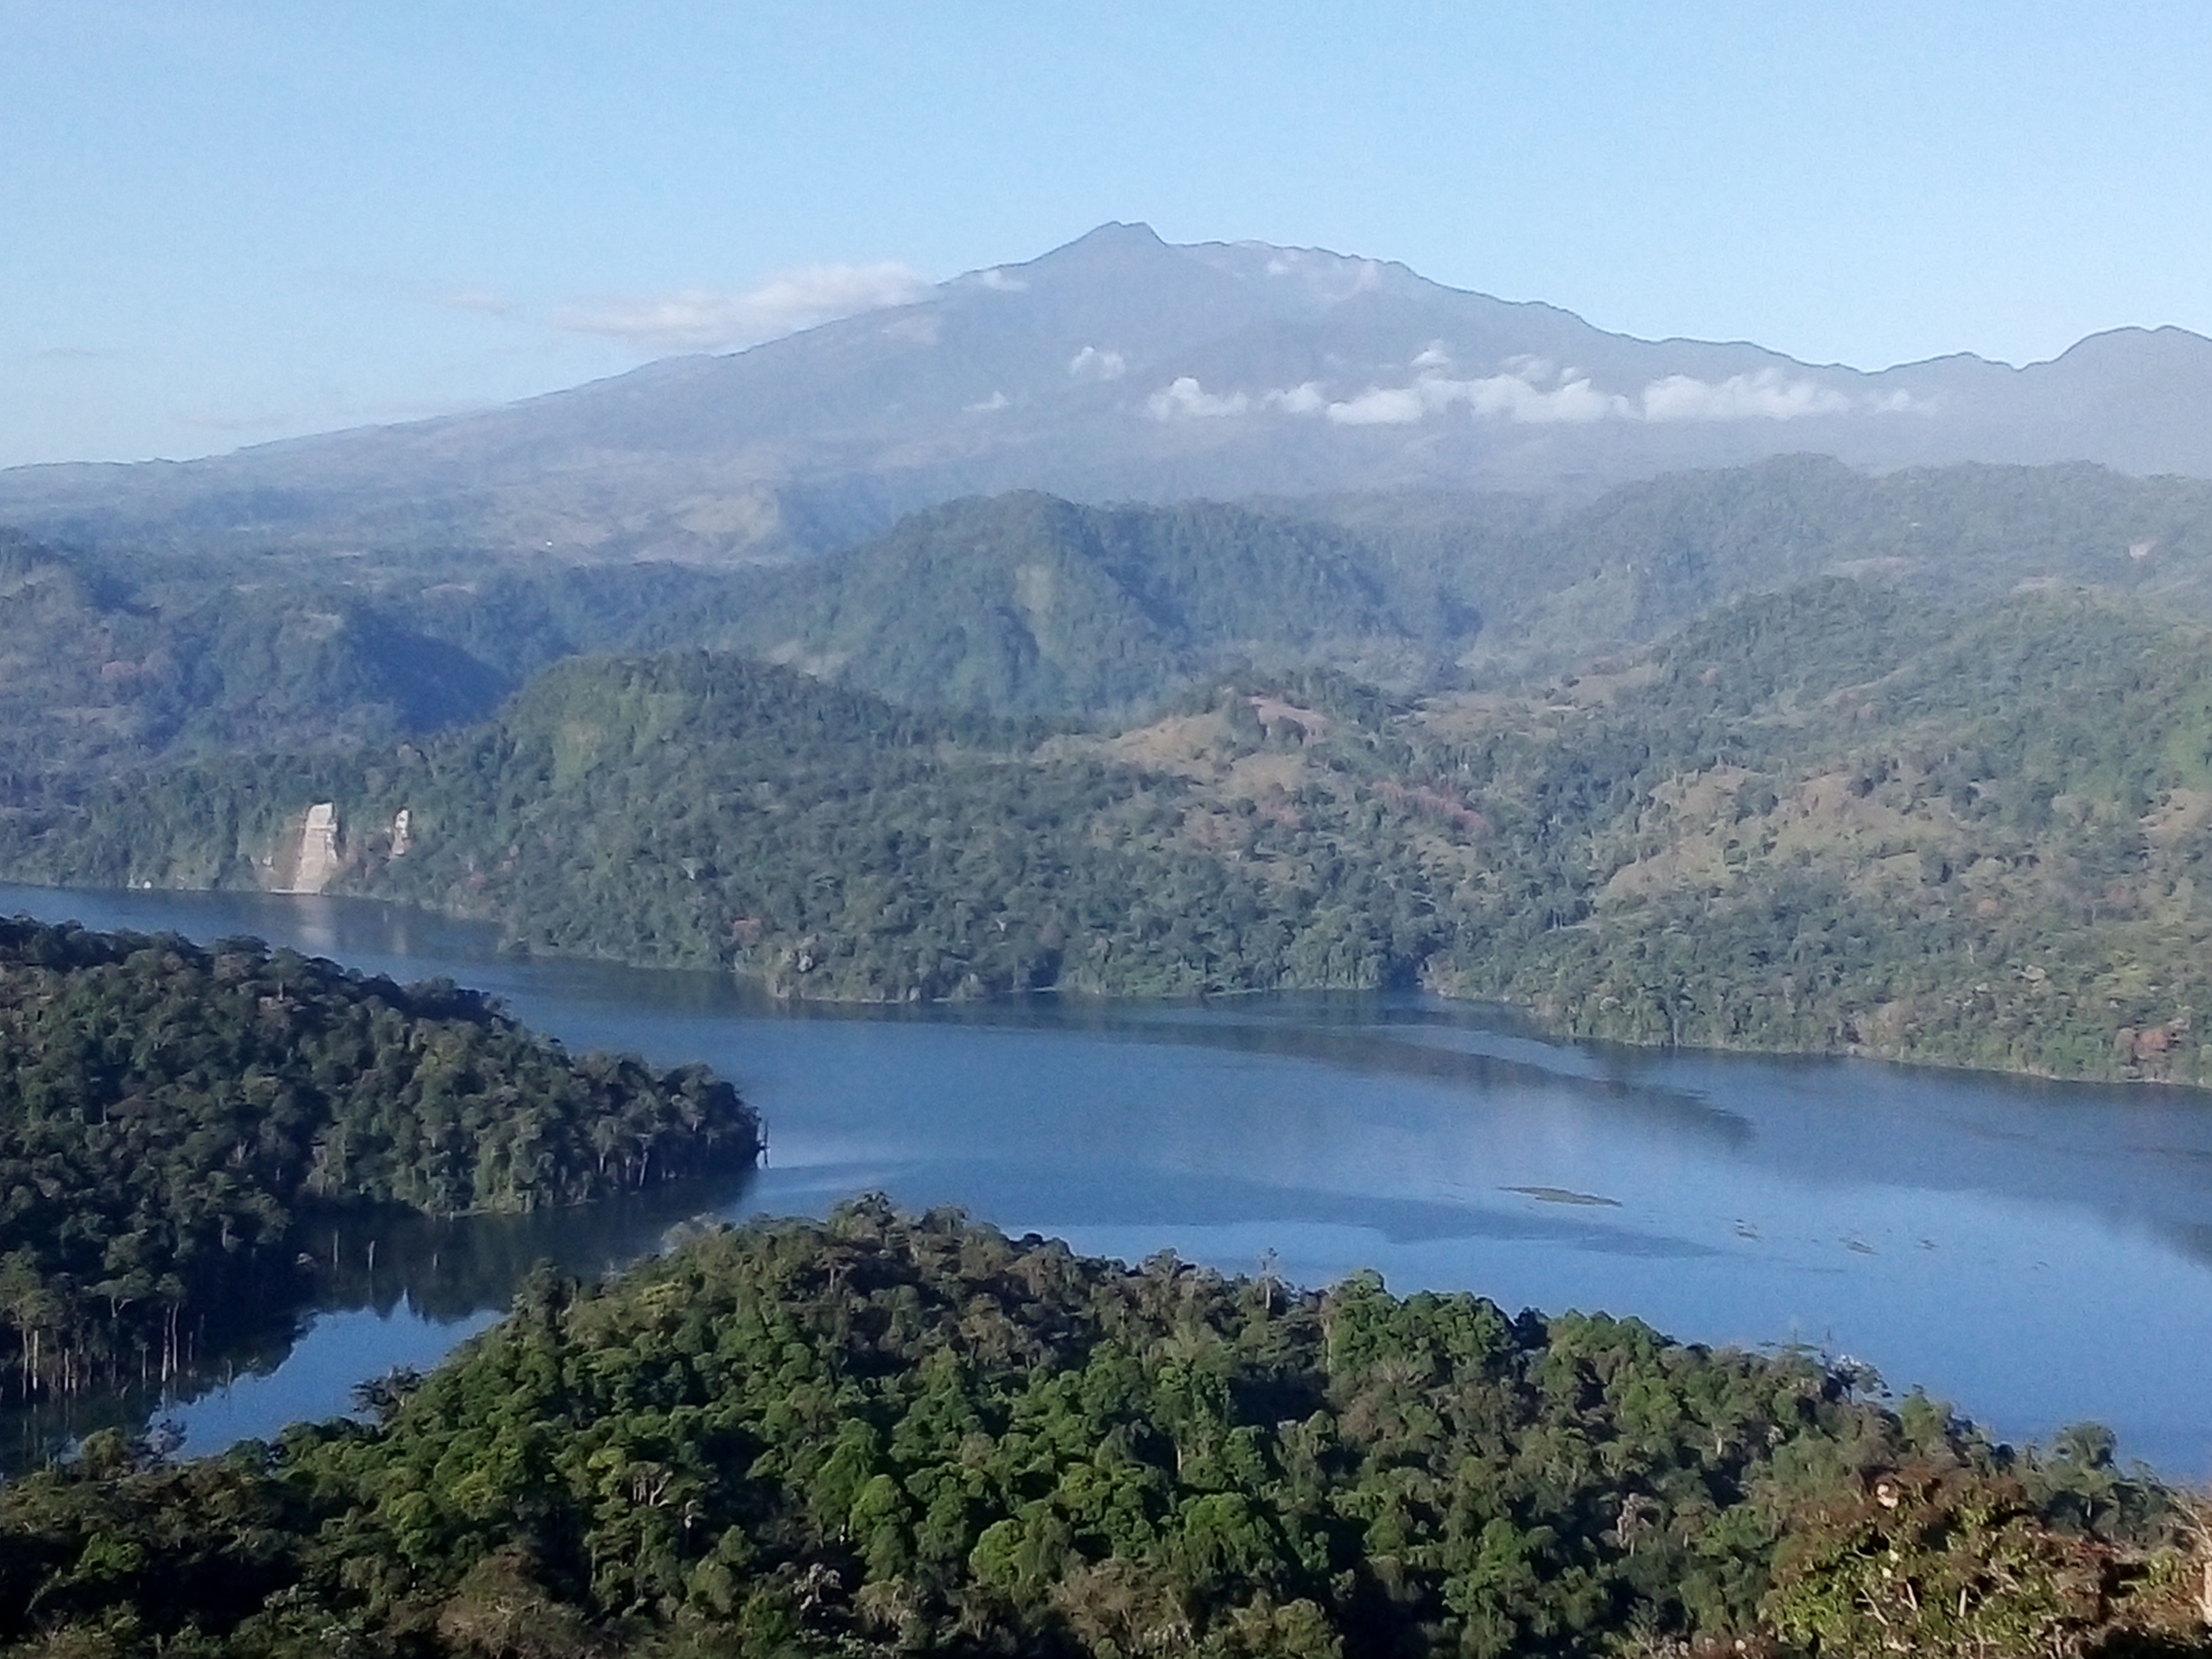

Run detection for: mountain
[[637, 491, 1449, 715], [7, 223, 2212, 565], [1302, 455, 2212, 672], [9, 459, 2212, 785], [630, 459, 2212, 708]]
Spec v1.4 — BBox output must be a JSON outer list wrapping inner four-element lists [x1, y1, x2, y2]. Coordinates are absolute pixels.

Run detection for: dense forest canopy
[[16, 573, 2212, 1085], [0, 1203, 2200, 1658], [0, 531, 501, 806], [632, 492, 1452, 718], [0, 916, 756, 1402], [1305, 455, 2212, 676], [11, 457, 2212, 797]]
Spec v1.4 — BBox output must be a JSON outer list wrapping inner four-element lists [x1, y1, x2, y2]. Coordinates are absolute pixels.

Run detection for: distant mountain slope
[[9, 457, 2212, 777], [0, 530, 506, 803], [646, 491, 1445, 715], [6, 223, 2211, 565], [583, 461, 2212, 716], [1297, 455, 2212, 672]]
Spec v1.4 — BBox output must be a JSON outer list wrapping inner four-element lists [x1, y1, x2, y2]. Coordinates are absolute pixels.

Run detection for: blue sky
[[6, 1, 2209, 467]]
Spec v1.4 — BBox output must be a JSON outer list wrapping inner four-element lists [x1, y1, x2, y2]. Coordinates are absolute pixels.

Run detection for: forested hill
[[1294, 455, 2212, 675], [0, 653, 1433, 1000], [9, 460, 2212, 781], [619, 460, 2212, 710], [0, 529, 512, 806], [16, 577, 2212, 1084], [633, 491, 1448, 717], [0, 916, 756, 1400], [0, 1204, 2200, 1657]]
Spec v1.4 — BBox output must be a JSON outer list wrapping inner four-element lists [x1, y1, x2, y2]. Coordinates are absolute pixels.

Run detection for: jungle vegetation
[[633, 491, 1456, 717], [0, 1202, 2201, 1658], [0, 917, 756, 1403], [12, 457, 2212, 800], [13, 575, 2212, 1085]]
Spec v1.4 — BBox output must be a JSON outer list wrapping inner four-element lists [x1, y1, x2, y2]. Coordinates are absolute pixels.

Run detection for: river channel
[[7, 882, 2212, 1478]]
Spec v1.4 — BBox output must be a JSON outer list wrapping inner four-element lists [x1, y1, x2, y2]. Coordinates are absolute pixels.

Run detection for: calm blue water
[[9, 882, 2212, 1477]]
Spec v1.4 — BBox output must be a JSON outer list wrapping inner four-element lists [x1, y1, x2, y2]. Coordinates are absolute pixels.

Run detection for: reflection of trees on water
[[0, 1167, 759, 1473], [304, 1167, 762, 1322]]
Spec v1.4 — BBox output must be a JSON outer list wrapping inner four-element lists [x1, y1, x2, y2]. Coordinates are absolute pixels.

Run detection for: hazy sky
[[7, 1, 2209, 468]]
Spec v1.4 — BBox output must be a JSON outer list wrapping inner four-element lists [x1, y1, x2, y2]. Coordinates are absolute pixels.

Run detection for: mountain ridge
[[7, 223, 2211, 565], [22, 576, 2212, 1088]]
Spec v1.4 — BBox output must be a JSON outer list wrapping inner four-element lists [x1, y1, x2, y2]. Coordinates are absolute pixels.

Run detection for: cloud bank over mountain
[[1151, 358, 1898, 429]]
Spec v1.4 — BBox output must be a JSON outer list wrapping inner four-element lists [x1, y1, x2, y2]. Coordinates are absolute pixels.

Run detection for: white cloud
[[1639, 367, 1854, 422], [1068, 346, 1127, 380], [1458, 373, 1629, 424], [977, 268, 1028, 291], [1411, 342, 1453, 370], [966, 390, 1010, 413], [1147, 376, 1250, 419], [1305, 367, 1629, 426], [1143, 359, 1914, 434], [552, 262, 933, 352], [1259, 359, 1903, 430], [1326, 386, 1428, 426], [18, 346, 117, 364]]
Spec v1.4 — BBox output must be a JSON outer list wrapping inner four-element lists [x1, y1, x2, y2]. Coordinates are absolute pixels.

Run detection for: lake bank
[[3, 881, 2211, 1477]]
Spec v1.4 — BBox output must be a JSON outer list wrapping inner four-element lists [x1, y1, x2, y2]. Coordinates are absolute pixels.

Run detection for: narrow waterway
[[9, 882, 2212, 1478]]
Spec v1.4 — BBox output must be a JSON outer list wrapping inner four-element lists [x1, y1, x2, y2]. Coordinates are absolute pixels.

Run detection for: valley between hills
[[6, 468, 2212, 1086]]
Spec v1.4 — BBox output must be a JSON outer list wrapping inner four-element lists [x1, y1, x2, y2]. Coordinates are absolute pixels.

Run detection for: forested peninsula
[[1, 1202, 2203, 1658], [0, 918, 757, 1400], [12, 575, 2212, 1086]]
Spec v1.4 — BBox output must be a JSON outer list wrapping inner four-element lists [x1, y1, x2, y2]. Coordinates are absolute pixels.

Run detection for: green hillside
[[16, 576, 2212, 1085], [0, 531, 512, 804], [621, 462, 2212, 715], [12, 458, 2212, 790], [0, 917, 756, 1399], [640, 491, 1441, 716], [1294, 456, 2212, 674], [0, 1204, 2196, 1658], [0, 653, 1441, 1000]]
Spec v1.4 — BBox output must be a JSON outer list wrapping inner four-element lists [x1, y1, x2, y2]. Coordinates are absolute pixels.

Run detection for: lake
[[7, 881, 2212, 1478]]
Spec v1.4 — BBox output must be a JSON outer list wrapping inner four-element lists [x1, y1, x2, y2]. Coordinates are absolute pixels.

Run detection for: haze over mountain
[[8, 224, 2212, 566]]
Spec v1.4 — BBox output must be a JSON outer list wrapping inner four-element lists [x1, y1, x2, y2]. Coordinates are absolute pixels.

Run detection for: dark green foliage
[[0, 917, 756, 1399], [640, 491, 1441, 716], [0, 531, 508, 806], [1296, 455, 2212, 674], [0, 1205, 2198, 1657], [0, 654, 1450, 1002], [20, 564, 2212, 1084], [16, 455, 2212, 814], [1438, 582, 2212, 1082]]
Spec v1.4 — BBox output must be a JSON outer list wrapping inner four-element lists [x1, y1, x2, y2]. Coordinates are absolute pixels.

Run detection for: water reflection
[[6, 883, 2212, 1477], [2, 1170, 760, 1473]]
